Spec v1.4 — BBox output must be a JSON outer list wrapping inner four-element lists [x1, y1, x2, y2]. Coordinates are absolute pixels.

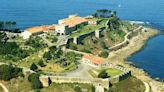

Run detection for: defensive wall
[[39, 62, 131, 90], [67, 27, 105, 44]]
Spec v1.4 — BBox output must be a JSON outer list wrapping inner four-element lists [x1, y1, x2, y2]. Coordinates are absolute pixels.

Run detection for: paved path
[[66, 49, 87, 55], [109, 26, 142, 50], [144, 82, 150, 92], [0, 83, 8, 92], [65, 62, 94, 78], [40, 36, 55, 47]]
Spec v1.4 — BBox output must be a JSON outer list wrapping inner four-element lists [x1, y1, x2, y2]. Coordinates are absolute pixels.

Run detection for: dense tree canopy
[[0, 21, 20, 33], [25, 36, 47, 50], [92, 9, 112, 18], [0, 32, 29, 60], [0, 65, 23, 80]]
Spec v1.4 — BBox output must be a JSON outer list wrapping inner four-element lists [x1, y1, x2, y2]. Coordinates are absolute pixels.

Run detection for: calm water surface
[[0, 0, 164, 78]]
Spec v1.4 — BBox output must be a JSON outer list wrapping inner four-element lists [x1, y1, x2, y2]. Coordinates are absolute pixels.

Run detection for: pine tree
[[30, 63, 38, 71]]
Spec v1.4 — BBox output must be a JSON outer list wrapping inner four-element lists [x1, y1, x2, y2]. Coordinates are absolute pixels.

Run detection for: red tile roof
[[60, 16, 87, 28], [82, 54, 105, 65], [27, 25, 56, 33]]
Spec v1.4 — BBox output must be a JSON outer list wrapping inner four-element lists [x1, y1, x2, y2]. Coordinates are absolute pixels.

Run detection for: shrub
[[30, 63, 38, 71], [28, 73, 42, 89], [43, 51, 52, 60], [69, 43, 77, 50], [52, 37, 58, 43], [67, 52, 76, 62], [98, 70, 110, 78], [38, 60, 45, 67], [74, 85, 82, 92], [99, 50, 109, 58]]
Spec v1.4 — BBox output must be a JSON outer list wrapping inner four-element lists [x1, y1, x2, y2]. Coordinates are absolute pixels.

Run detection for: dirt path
[[107, 27, 164, 92], [0, 83, 8, 92]]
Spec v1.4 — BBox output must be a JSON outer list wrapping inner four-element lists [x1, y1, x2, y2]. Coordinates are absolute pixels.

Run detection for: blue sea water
[[128, 35, 164, 78], [0, 0, 164, 78]]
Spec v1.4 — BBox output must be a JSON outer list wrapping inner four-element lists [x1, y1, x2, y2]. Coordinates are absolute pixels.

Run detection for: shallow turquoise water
[[0, 0, 164, 78]]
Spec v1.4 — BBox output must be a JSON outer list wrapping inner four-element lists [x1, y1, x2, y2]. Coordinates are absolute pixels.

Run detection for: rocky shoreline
[[107, 27, 164, 92]]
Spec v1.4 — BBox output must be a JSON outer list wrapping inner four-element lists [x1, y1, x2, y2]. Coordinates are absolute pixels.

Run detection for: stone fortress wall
[[39, 62, 131, 90], [67, 27, 105, 45], [101, 62, 132, 83]]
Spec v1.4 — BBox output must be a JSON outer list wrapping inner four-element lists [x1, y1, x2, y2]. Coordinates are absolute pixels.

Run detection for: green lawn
[[70, 18, 108, 38], [40, 83, 94, 92], [105, 68, 123, 77], [107, 76, 145, 92], [89, 68, 123, 78]]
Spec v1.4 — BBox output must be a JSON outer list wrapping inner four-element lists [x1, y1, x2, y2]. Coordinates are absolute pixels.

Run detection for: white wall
[[21, 31, 31, 39]]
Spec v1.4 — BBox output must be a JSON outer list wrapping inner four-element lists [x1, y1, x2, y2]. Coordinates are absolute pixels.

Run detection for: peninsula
[[0, 9, 164, 92]]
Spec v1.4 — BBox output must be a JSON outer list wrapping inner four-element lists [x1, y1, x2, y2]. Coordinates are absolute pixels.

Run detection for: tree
[[43, 51, 52, 60], [30, 63, 38, 71], [0, 21, 4, 29], [49, 46, 57, 53], [52, 37, 58, 43], [0, 65, 23, 81], [98, 70, 110, 78], [99, 50, 109, 58], [69, 43, 77, 50], [28, 73, 43, 89], [95, 9, 112, 18], [38, 60, 45, 67], [74, 85, 82, 92], [98, 40, 107, 49], [67, 52, 76, 62]]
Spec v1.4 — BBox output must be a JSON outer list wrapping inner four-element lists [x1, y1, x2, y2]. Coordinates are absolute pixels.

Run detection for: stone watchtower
[[39, 76, 51, 87]]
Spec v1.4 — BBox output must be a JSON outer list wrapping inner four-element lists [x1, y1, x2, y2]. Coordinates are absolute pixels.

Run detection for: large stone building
[[21, 15, 97, 39], [21, 25, 56, 39], [57, 15, 88, 35], [81, 54, 105, 67]]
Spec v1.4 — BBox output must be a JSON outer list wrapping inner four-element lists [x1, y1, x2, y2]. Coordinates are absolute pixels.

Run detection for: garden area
[[40, 46, 79, 73], [69, 18, 108, 38], [0, 32, 29, 62], [0, 32, 47, 63], [19, 45, 81, 73], [45, 32, 58, 43]]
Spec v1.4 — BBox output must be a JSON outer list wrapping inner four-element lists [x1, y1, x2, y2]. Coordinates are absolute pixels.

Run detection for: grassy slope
[[0, 86, 3, 92], [7, 77, 32, 92], [70, 19, 108, 38], [40, 83, 93, 92], [107, 76, 145, 92]]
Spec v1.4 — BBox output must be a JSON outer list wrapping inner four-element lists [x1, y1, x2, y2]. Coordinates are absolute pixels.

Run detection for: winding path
[[143, 82, 150, 92], [109, 26, 142, 50]]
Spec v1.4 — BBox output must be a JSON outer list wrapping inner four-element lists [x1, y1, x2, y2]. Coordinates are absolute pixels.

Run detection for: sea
[[0, 0, 164, 79]]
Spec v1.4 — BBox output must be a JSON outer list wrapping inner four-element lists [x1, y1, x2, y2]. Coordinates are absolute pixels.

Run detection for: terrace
[[69, 18, 108, 38]]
